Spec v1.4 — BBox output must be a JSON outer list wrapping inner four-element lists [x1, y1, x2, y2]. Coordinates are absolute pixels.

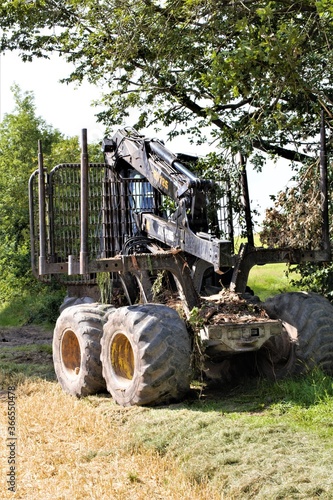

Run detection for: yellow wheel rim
[[110, 333, 134, 383], [61, 329, 81, 378]]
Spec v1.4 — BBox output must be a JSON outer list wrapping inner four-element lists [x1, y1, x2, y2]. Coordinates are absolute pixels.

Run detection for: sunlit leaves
[[0, 1, 332, 164], [0, 86, 99, 300]]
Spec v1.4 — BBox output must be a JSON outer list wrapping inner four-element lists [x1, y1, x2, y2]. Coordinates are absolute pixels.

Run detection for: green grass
[[0, 289, 63, 327], [0, 298, 32, 326], [123, 372, 333, 496], [0, 343, 55, 386], [0, 344, 52, 356], [248, 263, 301, 300]]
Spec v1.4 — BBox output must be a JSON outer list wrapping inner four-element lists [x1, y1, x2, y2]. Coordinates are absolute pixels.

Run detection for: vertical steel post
[[38, 140, 47, 275], [28, 174, 37, 276], [320, 109, 330, 254], [80, 129, 89, 274], [240, 153, 254, 247], [226, 176, 234, 254]]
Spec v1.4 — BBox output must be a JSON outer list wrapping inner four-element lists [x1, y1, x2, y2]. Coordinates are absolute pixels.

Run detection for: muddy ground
[[0, 325, 54, 385], [0, 325, 53, 348]]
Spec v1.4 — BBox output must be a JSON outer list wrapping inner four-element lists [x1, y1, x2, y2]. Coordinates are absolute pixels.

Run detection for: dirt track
[[0, 325, 53, 347], [0, 326, 54, 375]]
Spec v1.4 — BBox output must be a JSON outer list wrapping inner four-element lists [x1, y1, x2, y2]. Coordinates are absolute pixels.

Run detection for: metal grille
[[29, 162, 233, 284], [48, 164, 106, 263], [215, 184, 233, 240], [30, 164, 157, 284], [206, 180, 233, 242]]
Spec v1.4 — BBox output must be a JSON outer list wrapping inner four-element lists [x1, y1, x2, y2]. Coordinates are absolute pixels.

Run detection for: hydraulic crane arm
[[102, 128, 233, 270], [102, 127, 213, 202]]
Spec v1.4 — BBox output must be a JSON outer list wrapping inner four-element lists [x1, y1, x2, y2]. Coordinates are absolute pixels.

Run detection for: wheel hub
[[61, 329, 81, 379], [110, 333, 134, 385]]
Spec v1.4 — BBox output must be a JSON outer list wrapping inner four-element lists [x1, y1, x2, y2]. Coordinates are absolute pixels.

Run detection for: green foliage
[[0, 86, 103, 320], [24, 286, 66, 325], [288, 261, 333, 300], [0, 86, 62, 302], [260, 154, 333, 296], [316, 0, 333, 17], [97, 272, 113, 304], [151, 271, 165, 300], [47, 137, 104, 166], [188, 306, 205, 329], [0, 1, 332, 164], [0, 283, 65, 326], [248, 263, 301, 300]]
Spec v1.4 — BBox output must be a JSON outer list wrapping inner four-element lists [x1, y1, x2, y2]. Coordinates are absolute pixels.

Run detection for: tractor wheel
[[53, 303, 114, 397], [257, 292, 333, 379], [59, 295, 95, 313], [100, 304, 191, 406]]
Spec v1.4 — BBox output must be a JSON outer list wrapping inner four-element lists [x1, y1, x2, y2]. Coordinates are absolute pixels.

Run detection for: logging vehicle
[[29, 120, 333, 406]]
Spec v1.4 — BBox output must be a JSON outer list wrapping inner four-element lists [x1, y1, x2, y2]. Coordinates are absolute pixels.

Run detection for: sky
[[0, 51, 293, 226], [0, 51, 105, 141]]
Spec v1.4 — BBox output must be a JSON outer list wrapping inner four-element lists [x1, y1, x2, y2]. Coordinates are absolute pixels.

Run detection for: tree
[[0, 85, 102, 302], [2, 1, 333, 295], [0, 85, 61, 296], [1, 1, 332, 164], [47, 137, 103, 166]]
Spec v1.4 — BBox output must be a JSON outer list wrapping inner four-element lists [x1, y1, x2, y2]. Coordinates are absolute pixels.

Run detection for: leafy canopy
[[1, 1, 333, 164], [0, 85, 101, 301], [0, 85, 61, 299]]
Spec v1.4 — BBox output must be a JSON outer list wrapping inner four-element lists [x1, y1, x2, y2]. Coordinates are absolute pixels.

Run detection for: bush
[[0, 284, 65, 327]]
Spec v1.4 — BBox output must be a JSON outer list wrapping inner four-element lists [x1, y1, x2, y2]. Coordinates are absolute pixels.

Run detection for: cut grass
[[94, 373, 333, 498], [0, 379, 220, 500], [130, 407, 333, 496], [0, 234, 325, 497], [0, 344, 55, 386], [1, 374, 333, 499]]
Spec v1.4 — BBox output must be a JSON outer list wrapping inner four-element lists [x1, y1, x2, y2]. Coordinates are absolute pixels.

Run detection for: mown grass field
[[248, 263, 300, 300], [236, 233, 301, 301], [1, 366, 333, 499], [1, 261, 332, 499]]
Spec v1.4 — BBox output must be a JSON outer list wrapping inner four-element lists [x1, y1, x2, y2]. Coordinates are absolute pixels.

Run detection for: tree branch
[[174, 90, 311, 162]]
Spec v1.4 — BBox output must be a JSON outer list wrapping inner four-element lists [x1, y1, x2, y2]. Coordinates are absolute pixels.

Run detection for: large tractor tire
[[53, 303, 114, 397], [257, 292, 333, 379], [100, 304, 191, 406], [59, 295, 95, 314]]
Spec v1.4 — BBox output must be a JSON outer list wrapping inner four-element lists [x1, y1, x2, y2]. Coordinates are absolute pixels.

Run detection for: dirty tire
[[59, 295, 95, 314], [258, 292, 333, 378], [53, 303, 115, 397], [101, 304, 191, 406]]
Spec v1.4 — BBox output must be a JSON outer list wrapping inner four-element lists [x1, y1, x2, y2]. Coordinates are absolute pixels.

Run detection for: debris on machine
[[159, 283, 271, 326], [197, 289, 270, 325]]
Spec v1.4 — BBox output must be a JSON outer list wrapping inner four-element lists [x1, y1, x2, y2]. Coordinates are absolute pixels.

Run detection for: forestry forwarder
[[29, 121, 333, 406]]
